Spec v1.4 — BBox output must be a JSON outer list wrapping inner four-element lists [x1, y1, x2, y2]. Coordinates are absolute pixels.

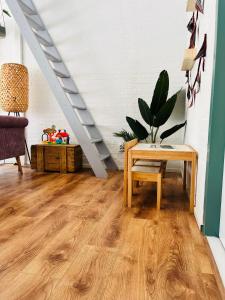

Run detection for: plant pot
[[0, 25, 6, 38]]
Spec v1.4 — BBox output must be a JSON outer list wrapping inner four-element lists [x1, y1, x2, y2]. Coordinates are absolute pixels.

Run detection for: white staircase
[[6, 0, 117, 178]]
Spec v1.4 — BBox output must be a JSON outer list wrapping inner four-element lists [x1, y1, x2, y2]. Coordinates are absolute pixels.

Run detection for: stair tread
[[91, 138, 103, 143], [43, 49, 61, 62], [100, 153, 110, 161], [53, 68, 70, 78], [35, 31, 53, 47], [72, 104, 86, 110], [26, 15, 45, 31], [19, 0, 36, 15], [82, 122, 95, 126], [63, 86, 79, 94]]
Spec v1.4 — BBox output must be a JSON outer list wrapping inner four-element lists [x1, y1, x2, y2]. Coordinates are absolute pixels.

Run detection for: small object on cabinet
[[41, 125, 70, 145]]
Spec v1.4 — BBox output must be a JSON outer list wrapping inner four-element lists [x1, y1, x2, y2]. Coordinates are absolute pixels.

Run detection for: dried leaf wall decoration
[[184, 1, 207, 107]]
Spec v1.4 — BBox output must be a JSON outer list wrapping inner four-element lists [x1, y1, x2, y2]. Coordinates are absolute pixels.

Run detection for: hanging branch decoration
[[195, 0, 205, 13], [186, 0, 205, 13], [183, 0, 207, 107], [187, 13, 195, 32], [187, 34, 207, 106]]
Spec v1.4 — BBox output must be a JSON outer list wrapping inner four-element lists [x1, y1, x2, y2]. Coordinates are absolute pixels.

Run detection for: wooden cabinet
[[31, 144, 82, 173]]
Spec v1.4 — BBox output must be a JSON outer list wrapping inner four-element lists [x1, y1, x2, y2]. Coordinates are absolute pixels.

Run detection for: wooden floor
[[0, 165, 224, 300]]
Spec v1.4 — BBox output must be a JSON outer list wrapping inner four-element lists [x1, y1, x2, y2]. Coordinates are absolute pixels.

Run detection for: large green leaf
[[138, 98, 153, 125], [160, 121, 187, 141], [150, 70, 169, 115], [126, 117, 148, 140], [153, 92, 179, 127]]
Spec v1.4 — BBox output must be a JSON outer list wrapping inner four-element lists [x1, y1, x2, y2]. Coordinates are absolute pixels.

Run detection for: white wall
[[0, 0, 21, 64], [24, 0, 187, 168], [185, 1, 217, 227]]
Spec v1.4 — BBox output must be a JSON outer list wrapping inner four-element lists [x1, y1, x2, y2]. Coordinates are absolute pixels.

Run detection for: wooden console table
[[31, 144, 82, 173], [125, 143, 198, 213]]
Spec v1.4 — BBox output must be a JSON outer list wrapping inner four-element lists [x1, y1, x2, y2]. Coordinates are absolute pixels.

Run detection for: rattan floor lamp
[[0, 63, 30, 162]]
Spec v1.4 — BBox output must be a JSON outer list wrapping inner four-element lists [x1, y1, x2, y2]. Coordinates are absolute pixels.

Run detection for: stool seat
[[131, 165, 161, 173], [134, 160, 161, 167]]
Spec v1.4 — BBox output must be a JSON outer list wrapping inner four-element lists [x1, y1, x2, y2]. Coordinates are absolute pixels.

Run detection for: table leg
[[123, 171, 128, 207], [190, 155, 197, 213], [183, 161, 187, 191], [157, 174, 162, 210], [127, 152, 133, 208]]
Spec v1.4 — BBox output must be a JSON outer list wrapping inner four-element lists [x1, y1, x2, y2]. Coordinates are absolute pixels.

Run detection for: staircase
[[6, 0, 117, 178]]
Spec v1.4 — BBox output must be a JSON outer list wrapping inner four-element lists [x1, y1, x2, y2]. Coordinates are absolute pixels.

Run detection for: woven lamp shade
[[0, 63, 29, 112]]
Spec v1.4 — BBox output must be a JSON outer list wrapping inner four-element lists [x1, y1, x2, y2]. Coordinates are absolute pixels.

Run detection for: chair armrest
[[0, 116, 28, 128]]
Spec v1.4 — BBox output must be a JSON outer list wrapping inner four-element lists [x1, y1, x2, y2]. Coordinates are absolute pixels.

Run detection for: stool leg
[[132, 181, 136, 194], [157, 175, 161, 210], [128, 154, 133, 208], [128, 178, 132, 208], [183, 161, 187, 190], [133, 181, 139, 194]]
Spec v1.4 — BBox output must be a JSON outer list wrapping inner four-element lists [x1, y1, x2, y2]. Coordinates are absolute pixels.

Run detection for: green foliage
[[125, 70, 186, 143], [138, 98, 153, 126], [113, 129, 137, 152], [153, 91, 179, 127], [126, 117, 149, 140], [160, 121, 187, 141], [150, 70, 169, 115], [113, 129, 136, 142]]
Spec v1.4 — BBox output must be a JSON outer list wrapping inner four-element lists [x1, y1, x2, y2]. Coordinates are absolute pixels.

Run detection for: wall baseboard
[[207, 236, 225, 292]]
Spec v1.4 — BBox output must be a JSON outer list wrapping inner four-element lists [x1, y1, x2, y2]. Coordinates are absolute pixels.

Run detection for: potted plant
[[114, 70, 186, 148], [0, 5, 11, 38]]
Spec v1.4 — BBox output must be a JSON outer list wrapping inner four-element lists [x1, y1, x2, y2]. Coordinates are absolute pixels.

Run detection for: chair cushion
[[131, 165, 161, 174], [134, 160, 161, 167]]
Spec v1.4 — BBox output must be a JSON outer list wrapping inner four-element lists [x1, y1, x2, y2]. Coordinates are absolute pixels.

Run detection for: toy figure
[[61, 130, 70, 144], [41, 126, 70, 144], [56, 129, 63, 144], [42, 133, 48, 142], [43, 125, 56, 136], [56, 138, 62, 144], [42, 125, 56, 143]]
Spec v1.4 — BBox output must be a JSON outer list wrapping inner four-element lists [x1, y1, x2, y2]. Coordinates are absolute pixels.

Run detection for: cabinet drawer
[[44, 148, 61, 171]]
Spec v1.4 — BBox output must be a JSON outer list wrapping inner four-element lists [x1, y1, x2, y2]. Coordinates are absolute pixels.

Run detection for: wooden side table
[[125, 143, 198, 213], [31, 144, 82, 173]]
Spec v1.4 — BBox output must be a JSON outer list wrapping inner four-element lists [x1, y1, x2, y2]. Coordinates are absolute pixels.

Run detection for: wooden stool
[[129, 165, 162, 209], [123, 139, 162, 209]]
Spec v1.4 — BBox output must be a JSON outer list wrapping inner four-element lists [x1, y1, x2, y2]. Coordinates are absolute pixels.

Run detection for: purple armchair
[[0, 116, 28, 173]]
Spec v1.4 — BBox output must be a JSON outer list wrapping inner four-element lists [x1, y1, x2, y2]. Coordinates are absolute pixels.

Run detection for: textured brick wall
[[0, 0, 188, 169], [24, 0, 187, 169]]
